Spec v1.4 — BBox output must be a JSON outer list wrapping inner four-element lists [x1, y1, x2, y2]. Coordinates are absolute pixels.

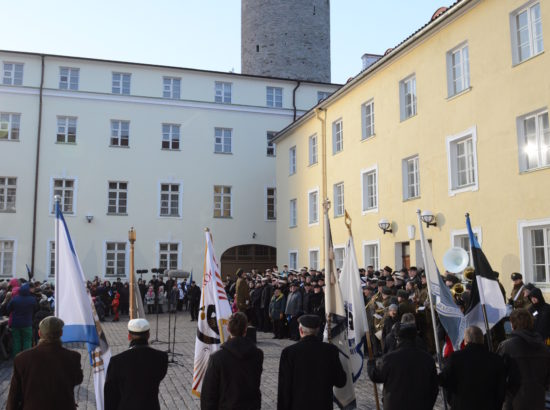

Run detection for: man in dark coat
[[6, 283, 37, 357], [201, 312, 263, 410], [260, 278, 273, 332], [497, 308, 550, 410], [440, 325, 506, 410], [368, 319, 438, 410], [7, 316, 83, 410], [104, 318, 168, 410], [277, 315, 346, 410], [528, 287, 550, 342], [188, 281, 201, 321]]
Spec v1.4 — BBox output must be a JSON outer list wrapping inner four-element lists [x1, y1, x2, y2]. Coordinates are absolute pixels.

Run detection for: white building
[[0, 50, 339, 281]]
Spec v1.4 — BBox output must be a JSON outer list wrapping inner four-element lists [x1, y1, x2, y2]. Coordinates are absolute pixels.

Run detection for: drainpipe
[[30, 55, 45, 277], [315, 107, 327, 264], [292, 80, 301, 121]]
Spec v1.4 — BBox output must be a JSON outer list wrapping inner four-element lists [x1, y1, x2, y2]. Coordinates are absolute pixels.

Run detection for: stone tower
[[241, 0, 331, 83]]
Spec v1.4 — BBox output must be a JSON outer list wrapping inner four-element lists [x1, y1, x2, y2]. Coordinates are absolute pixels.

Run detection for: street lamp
[[128, 227, 136, 319], [378, 218, 393, 234], [421, 210, 438, 228]]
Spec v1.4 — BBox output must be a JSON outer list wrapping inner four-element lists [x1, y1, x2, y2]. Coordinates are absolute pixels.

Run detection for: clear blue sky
[[1, 0, 449, 84]]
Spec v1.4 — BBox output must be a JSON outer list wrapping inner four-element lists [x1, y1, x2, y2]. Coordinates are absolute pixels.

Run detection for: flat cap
[[39, 316, 64, 338], [298, 314, 321, 329], [128, 318, 150, 333], [511, 272, 522, 281]]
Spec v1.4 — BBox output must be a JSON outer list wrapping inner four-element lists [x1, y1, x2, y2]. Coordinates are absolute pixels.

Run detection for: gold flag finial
[[344, 210, 352, 234]]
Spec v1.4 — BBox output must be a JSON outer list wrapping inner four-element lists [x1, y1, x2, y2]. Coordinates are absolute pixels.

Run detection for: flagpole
[[417, 210, 449, 410], [54, 195, 60, 317], [128, 227, 136, 320], [345, 211, 380, 410]]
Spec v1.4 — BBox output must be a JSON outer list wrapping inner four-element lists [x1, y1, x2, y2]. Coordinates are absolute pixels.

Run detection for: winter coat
[[260, 284, 273, 310], [284, 291, 302, 317], [269, 294, 286, 319], [307, 292, 324, 318], [529, 288, 550, 340], [7, 284, 37, 328], [235, 278, 250, 312], [497, 329, 550, 410], [144, 291, 155, 306], [201, 336, 263, 410]]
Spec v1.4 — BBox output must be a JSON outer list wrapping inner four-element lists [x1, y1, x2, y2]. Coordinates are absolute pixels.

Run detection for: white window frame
[[110, 120, 130, 147], [267, 131, 276, 157], [215, 81, 232, 103], [112, 72, 131, 95], [518, 217, 550, 287], [334, 245, 345, 270], [332, 119, 343, 154], [2, 62, 23, 86], [361, 165, 379, 214], [0, 238, 16, 277], [107, 181, 128, 215], [288, 250, 298, 270], [158, 180, 183, 218], [402, 155, 420, 201], [161, 123, 180, 150], [214, 127, 232, 154], [333, 182, 344, 217], [289, 146, 297, 175], [510, 1, 544, 65], [103, 240, 128, 278], [50, 177, 78, 215], [56, 116, 77, 144], [309, 248, 320, 270], [0, 112, 21, 141], [446, 43, 470, 97], [163, 76, 181, 99], [265, 187, 276, 221], [362, 99, 375, 140], [59, 67, 79, 91], [308, 187, 320, 226], [266, 87, 283, 108], [363, 240, 380, 271], [0, 176, 17, 212], [446, 126, 479, 196], [157, 241, 181, 271], [399, 74, 417, 121], [450, 227, 483, 267], [289, 198, 297, 228], [309, 134, 318, 165], [517, 109, 549, 172], [47, 240, 55, 277], [213, 185, 232, 218]]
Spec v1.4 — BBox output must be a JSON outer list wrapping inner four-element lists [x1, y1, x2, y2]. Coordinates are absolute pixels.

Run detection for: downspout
[[30, 55, 45, 277], [292, 80, 301, 121], [315, 107, 327, 263]]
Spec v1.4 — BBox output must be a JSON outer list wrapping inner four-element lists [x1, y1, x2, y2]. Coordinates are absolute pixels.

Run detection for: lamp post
[[128, 227, 136, 319]]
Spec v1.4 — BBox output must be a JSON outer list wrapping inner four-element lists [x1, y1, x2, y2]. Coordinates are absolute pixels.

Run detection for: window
[[308, 189, 319, 225], [162, 124, 180, 150], [0, 240, 15, 276], [309, 134, 318, 165], [267, 131, 276, 156], [214, 128, 232, 154], [309, 249, 319, 270], [48, 241, 55, 277], [361, 166, 378, 212], [333, 119, 343, 154], [317, 91, 331, 102], [215, 81, 232, 103], [159, 243, 179, 270], [108, 182, 128, 214], [110, 120, 129, 147], [213, 185, 231, 218], [59, 67, 79, 90], [112, 72, 131, 95], [518, 110, 549, 171], [447, 44, 470, 97], [266, 187, 276, 221], [0, 113, 20, 141], [333, 182, 344, 217], [511, 1, 544, 65], [289, 251, 298, 270], [447, 127, 478, 195], [51, 179, 75, 213], [266, 87, 283, 108], [105, 242, 126, 276], [0, 177, 16, 212], [334, 247, 345, 270], [160, 183, 181, 217], [289, 199, 297, 227], [163, 77, 181, 99], [450, 228, 481, 267], [363, 241, 380, 270], [56, 116, 77, 143], [289, 146, 296, 175], [362, 100, 375, 140], [2, 63, 23, 85], [402, 156, 420, 200], [400, 75, 417, 120]]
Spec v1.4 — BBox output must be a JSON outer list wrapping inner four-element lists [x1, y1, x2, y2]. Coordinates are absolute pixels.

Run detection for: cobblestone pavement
[[0, 310, 444, 409]]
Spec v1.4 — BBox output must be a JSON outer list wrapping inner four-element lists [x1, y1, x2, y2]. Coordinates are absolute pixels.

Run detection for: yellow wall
[[276, 0, 550, 294]]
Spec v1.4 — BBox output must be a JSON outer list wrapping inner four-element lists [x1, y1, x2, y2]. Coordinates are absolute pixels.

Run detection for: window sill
[[106, 213, 128, 216], [403, 196, 420, 203], [332, 149, 344, 156], [361, 134, 376, 142], [308, 221, 320, 227], [215, 101, 232, 104], [159, 215, 181, 218], [448, 183, 478, 197], [49, 212, 75, 216], [447, 87, 472, 101], [362, 208, 379, 215], [400, 113, 417, 123], [289, 225, 297, 229], [109, 145, 130, 149], [519, 164, 550, 174], [334, 214, 344, 218], [214, 152, 233, 155], [55, 142, 77, 145], [308, 162, 318, 168], [266, 218, 277, 222], [266, 154, 276, 158], [161, 148, 181, 151], [512, 50, 544, 68], [213, 216, 233, 219], [0, 209, 16, 213], [0, 139, 20, 142], [289, 172, 296, 177]]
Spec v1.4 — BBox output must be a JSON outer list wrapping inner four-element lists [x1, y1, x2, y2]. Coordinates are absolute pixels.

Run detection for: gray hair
[[299, 324, 318, 336], [464, 326, 484, 345]]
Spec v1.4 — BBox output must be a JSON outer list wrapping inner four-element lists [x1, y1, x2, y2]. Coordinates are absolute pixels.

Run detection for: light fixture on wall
[[378, 218, 392, 234], [421, 210, 437, 228], [252, 232, 257, 239], [85, 214, 94, 223]]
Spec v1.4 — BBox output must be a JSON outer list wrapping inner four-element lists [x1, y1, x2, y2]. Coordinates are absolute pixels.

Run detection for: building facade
[[0, 51, 338, 280], [274, 0, 550, 294]]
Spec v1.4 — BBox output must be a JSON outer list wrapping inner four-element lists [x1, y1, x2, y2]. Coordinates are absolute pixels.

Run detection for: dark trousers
[[262, 308, 272, 332], [272, 319, 283, 338], [254, 307, 263, 329], [289, 315, 300, 340], [189, 301, 199, 320]]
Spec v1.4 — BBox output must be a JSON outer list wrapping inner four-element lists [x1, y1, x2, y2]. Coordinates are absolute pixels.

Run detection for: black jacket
[[529, 288, 550, 340], [104, 340, 168, 410], [497, 329, 550, 410], [201, 336, 263, 410], [440, 343, 506, 410], [277, 335, 346, 410], [368, 338, 438, 410]]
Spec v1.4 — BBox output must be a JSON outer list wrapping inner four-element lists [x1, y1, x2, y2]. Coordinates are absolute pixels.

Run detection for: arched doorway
[[220, 244, 276, 279]]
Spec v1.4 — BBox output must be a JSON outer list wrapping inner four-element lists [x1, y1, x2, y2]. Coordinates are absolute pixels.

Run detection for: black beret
[[298, 314, 321, 328]]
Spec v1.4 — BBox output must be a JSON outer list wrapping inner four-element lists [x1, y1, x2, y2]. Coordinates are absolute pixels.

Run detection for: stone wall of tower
[[241, 0, 330, 83]]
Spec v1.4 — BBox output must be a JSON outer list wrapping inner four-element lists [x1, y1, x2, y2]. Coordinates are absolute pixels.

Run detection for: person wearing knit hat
[[6, 316, 84, 409]]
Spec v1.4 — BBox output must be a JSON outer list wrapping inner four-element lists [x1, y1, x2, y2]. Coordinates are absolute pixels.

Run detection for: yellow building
[[274, 0, 550, 295]]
